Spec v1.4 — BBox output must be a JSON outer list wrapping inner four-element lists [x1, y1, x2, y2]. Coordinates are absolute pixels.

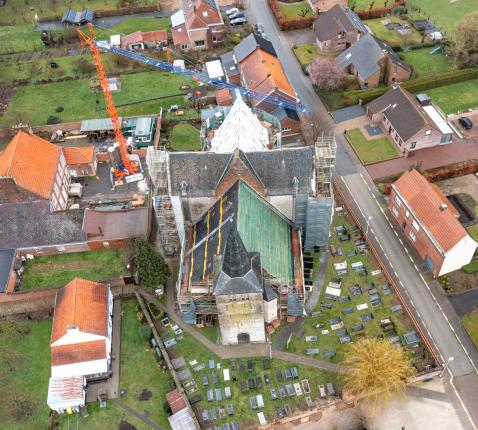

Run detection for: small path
[[305, 251, 329, 313], [112, 399, 163, 430]]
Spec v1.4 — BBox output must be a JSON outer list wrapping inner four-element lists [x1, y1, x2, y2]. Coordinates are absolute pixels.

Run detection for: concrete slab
[[330, 105, 366, 123], [364, 124, 384, 137]]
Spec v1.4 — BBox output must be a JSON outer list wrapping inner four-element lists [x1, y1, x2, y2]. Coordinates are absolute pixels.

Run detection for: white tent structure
[[210, 94, 269, 153]]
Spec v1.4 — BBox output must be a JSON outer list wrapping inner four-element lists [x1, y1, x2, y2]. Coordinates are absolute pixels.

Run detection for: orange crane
[[77, 24, 137, 178]]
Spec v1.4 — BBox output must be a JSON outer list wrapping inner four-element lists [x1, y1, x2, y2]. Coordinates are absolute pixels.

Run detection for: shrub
[[55, 106, 64, 112], [46, 115, 61, 125], [135, 238, 171, 290], [268, 0, 315, 31], [139, 324, 152, 341]]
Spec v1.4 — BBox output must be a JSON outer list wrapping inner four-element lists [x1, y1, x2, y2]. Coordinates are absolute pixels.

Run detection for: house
[[312, 4, 368, 53], [367, 86, 453, 153], [336, 33, 412, 89], [308, 0, 347, 13], [220, 51, 240, 85], [121, 30, 168, 50], [0, 131, 70, 211], [389, 170, 477, 276], [234, 34, 301, 136], [171, 0, 224, 51], [63, 146, 97, 177], [0, 248, 16, 294], [47, 278, 113, 413]]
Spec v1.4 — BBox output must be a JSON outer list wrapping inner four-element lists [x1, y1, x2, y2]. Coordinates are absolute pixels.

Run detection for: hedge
[[344, 68, 478, 104], [268, 0, 316, 30], [355, 1, 405, 19]]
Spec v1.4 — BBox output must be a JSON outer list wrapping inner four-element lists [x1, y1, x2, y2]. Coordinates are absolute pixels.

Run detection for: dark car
[[228, 11, 245, 20], [230, 17, 247, 26], [458, 116, 473, 130]]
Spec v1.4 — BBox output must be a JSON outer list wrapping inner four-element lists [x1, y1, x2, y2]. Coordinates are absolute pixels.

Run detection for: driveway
[[448, 289, 478, 318], [450, 110, 478, 139]]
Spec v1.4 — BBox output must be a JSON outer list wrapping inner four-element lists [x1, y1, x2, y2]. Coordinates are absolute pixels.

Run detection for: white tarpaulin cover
[[210, 94, 269, 153]]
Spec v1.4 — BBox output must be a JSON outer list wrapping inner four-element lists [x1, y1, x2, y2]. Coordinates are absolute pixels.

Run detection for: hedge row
[[345, 68, 478, 104], [268, 0, 316, 31], [355, 1, 405, 19]]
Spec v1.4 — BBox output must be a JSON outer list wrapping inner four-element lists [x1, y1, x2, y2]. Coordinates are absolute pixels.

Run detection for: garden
[[363, 17, 423, 47], [426, 79, 478, 115], [20, 249, 129, 290], [280, 209, 435, 373], [346, 128, 399, 165], [169, 123, 202, 152], [401, 47, 456, 78], [277, 1, 314, 18]]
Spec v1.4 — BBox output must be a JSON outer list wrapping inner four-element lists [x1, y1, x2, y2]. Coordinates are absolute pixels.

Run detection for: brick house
[[171, 0, 224, 51], [47, 278, 113, 413], [336, 34, 412, 89], [0, 130, 70, 211], [234, 34, 301, 137], [312, 4, 367, 53], [389, 170, 477, 276], [367, 86, 453, 153], [121, 30, 168, 50], [63, 145, 97, 177]]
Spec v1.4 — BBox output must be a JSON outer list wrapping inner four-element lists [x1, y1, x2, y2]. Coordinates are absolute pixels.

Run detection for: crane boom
[[93, 39, 311, 115], [77, 24, 137, 177]]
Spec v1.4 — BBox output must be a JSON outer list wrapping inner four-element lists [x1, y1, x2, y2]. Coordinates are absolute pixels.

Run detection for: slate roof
[[233, 33, 276, 63], [393, 170, 470, 253], [313, 4, 367, 42], [263, 284, 278, 302], [0, 200, 85, 249], [0, 248, 15, 293], [271, 106, 300, 122], [168, 146, 314, 197], [367, 86, 435, 141], [220, 51, 239, 78]]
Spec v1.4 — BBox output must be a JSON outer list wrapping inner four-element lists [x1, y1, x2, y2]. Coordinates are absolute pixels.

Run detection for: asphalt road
[[246, 1, 478, 428]]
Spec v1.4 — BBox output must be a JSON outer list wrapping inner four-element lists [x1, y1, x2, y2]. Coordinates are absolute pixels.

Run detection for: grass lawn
[[346, 128, 399, 165], [170, 124, 202, 151], [162, 326, 338, 427], [0, 24, 45, 55], [364, 18, 423, 47], [293, 43, 320, 66], [278, 1, 315, 18], [197, 325, 219, 343], [402, 48, 456, 78], [0, 70, 197, 128], [93, 17, 170, 40], [283, 211, 435, 372], [462, 309, 478, 349], [406, 0, 477, 37], [348, 0, 390, 9], [463, 259, 478, 274], [0, 319, 52, 430], [425, 79, 478, 115], [21, 249, 128, 290], [467, 225, 478, 242]]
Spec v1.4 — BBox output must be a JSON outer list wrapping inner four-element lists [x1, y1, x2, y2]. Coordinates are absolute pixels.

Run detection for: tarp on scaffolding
[[210, 94, 269, 153]]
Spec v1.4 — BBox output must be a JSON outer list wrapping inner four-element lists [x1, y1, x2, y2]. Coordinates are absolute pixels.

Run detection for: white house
[[47, 278, 113, 413]]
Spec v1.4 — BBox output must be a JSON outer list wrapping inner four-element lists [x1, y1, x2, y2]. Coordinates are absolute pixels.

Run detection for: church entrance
[[237, 333, 250, 344]]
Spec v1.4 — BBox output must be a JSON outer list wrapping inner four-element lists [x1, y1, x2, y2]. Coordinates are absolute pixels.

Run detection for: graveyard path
[[139, 288, 339, 372]]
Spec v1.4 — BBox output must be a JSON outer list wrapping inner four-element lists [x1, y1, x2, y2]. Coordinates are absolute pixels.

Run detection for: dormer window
[[203, 11, 208, 17]]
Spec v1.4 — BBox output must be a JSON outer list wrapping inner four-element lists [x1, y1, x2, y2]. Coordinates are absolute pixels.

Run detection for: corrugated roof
[[80, 117, 122, 132], [51, 279, 108, 344], [168, 407, 199, 430], [63, 146, 95, 165], [0, 131, 61, 199], [393, 170, 468, 252], [167, 389, 187, 414]]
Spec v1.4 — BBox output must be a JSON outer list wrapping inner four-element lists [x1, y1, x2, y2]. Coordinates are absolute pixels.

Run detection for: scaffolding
[[315, 133, 336, 198]]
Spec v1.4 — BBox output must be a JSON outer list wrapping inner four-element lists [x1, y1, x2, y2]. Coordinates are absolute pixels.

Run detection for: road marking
[[450, 374, 478, 430]]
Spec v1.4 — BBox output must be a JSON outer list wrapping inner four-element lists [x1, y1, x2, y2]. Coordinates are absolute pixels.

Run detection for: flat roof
[[80, 117, 122, 132], [206, 60, 225, 79], [422, 105, 454, 135], [134, 117, 154, 136]]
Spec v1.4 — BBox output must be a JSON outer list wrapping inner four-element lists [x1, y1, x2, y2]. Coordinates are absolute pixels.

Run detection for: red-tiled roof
[[184, 0, 222, 30], [121, 30, 168, 48], [167, 388, 186, 414], [51, 278, 108, 344], [0, 130, 61, 199], [51, 340, 106, 366], [393, 169, 467, 252], [63, 146, 95, 165]]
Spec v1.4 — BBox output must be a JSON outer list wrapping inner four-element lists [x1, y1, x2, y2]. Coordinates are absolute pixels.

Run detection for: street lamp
[[439, 356, 454, 378], [365, 216, 373, 236]]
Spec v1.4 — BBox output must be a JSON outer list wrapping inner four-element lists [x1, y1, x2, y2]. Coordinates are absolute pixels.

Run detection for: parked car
[[226, 7, 239, 16], [230, 17, 247, 26], [254, 23, 265, 37], [228, 11, 245, 20], [458, 116, 473, 130]]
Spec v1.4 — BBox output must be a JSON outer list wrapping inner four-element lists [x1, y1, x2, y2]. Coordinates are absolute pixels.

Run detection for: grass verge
[[426, 79, 478, 115], [462, 309, 478, 350], [346, 128, 399, 165]]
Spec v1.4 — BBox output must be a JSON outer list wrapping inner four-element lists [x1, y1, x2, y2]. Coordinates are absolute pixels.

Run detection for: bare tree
[[369, 1, 375, 10], [452, 12, 478, 68], [307, 57, 348, 91]]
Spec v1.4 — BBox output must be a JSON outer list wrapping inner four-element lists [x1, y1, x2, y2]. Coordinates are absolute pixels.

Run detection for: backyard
[[363, 17, 423, 47], [346, 128, 399, 165], [277, 1, 314, 18], [159, 323, 338, 428], [401, 47, 456, 78], [169, 123, 202, 152], [21, 249, 129, 290], [426, 79, 478, 115], [0, 70, 197, 127], [280, 210, 435, 373], [293, 43, 322, 67], [462, 309, 478, 350]]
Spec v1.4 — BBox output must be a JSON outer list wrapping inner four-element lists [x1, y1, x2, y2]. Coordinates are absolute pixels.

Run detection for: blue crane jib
[[94, 40, 311, 115]]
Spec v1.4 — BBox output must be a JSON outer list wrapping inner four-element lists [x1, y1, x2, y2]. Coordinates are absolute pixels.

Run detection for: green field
[[0, 70, 196, 128], [402, 48, 457, 78], [21, 250, 128, 290], [278, 1, 314, 18], [162, 325, 337, 427], [170, 124, 202, 151], [0, 319, 52, 430], [364, 18, 423, 47], [407, 0, 478, 37], [346, 128, 399, 165], [426, 79, 478, 115], [462, 309, 478, 349]]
